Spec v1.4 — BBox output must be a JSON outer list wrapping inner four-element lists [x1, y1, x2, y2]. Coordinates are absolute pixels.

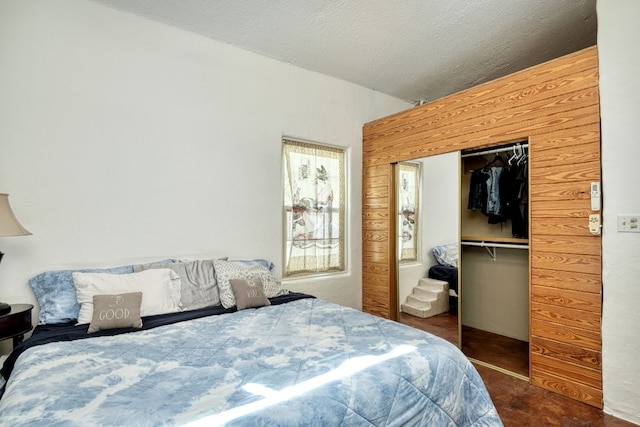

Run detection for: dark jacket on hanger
[[468, 169, 489, 212]]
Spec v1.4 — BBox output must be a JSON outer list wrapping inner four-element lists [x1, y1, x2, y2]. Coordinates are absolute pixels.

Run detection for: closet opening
[[460, 141, 530, 379]]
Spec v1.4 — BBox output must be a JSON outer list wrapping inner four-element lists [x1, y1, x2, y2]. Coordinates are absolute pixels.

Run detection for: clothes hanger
[[483, 154, 506, 171], [508, 145, 522, 165], [517, 151, 528, 166]]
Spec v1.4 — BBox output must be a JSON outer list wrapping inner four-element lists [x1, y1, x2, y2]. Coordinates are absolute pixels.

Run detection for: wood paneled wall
[[362, 46, 602, 407]]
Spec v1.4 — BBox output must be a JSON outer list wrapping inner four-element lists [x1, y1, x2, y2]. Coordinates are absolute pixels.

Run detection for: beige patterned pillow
[[229, 279, 271, 310], [88, 292, 143, 333], [214, 259, 287, 308]]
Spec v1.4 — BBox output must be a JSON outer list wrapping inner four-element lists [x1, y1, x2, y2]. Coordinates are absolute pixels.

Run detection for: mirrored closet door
[[396, 152, 460, 348], [396, 144, 530, 379]]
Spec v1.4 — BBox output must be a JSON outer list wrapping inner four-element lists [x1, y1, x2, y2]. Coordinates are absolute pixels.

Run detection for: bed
[[0, 259, 502, 426]]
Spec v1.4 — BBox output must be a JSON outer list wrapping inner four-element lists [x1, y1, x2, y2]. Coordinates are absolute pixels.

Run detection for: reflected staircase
[[401, 278, 449, 318]]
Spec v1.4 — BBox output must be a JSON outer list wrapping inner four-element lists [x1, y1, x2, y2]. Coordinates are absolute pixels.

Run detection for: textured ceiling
[[91, 0, 597, 103]]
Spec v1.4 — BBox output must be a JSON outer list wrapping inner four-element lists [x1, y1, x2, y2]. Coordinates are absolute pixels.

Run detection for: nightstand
[[0, 304, 33, 348]]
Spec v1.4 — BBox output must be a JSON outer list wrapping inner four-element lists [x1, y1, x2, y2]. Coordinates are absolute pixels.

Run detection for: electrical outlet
[[617, 215, 640, 233]]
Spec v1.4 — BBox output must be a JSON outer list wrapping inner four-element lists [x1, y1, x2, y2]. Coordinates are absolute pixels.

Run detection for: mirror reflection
[[396, 152, 460, 348]]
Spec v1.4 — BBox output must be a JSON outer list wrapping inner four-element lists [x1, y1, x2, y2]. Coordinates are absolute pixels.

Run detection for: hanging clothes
[[515, 159, 528, 238], [467, 169, 489, 212], [486, 166, 505, 224], [466, 146, 528, 234], [500, 154, 528, 238]]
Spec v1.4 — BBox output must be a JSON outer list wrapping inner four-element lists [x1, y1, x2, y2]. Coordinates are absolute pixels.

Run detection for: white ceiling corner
[[89, 0, 597, 103]]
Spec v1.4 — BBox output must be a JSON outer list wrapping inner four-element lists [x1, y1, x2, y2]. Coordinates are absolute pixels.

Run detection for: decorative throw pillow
[[73, 269, 182, 325], [133, 259, 220, 310], [29, 259, 179, 325], [29, 265, 134, 324], [229, 279, 271, 310], [228, 259, 276, 271], [87, 292, 143, 333], [433, 243, 459, 268], [213, 259, 288, 309]]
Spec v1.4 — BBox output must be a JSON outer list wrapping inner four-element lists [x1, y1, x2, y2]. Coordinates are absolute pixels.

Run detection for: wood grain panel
[[363, 219, 391, 231], [529, 181, 591, 202], [530, 199, 592, 218], [530, 319, 601, 349], [362, 242, 389, 260], [531, 302, 601, 331], [530, 235, 601, 256], [363, 174, 392, 188], [364, 51, 598, 142], [531, 284, 601, 312], [530, 160, 600, 183], [531, 125, 599, 148], [362, 160, 394, 319], [531, 252, 601, 274], [531, 268, 601, 294], [531, 353, 601, 388], [366, 104, 600, 165], [360, 260, 391, 274], [363, 186, 388, 200], [531, 140, 600, 169], [362, 252, 388, 266], [362, 210, 389, 221], [362, 46, 601, 407], [363, 229, 390, 243], [364, 88, 599, 157], [531, 218, 598, 236], [531, 369, 602, 408], [531, 336, 601, 368]]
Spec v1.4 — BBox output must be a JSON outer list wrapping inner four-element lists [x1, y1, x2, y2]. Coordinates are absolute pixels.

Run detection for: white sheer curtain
[[283, 139, 345, 276], [398, 162, 420, 262]]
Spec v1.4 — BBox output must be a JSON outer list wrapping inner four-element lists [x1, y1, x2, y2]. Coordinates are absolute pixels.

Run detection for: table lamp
[[0, 193, 31, 315]]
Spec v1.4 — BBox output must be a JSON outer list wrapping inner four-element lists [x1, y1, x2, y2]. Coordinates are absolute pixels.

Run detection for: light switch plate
[[617, 215, 640, 232]]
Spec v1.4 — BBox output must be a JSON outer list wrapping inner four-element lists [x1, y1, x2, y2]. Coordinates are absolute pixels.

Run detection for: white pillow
[[73, 269, 182, 325]]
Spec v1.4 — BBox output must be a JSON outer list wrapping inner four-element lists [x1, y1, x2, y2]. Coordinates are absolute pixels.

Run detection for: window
[[398, 162, 420, 262], [283, 139, 345, 276]]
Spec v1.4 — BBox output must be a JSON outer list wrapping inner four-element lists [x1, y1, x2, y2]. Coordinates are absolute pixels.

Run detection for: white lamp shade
[[0, 193, 31, 237]]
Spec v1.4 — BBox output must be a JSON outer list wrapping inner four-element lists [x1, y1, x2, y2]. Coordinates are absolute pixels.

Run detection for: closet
[[362, 46, 602, 408], [460, 143, 529, 378]]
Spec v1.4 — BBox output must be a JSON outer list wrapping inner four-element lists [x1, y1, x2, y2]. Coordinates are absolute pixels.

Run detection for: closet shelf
[[461, 236, 528, 245], [461, 236, 529, 261]]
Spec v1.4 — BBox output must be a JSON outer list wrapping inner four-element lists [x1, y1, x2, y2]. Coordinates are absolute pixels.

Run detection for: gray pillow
[[133, 260, 220, 310], [88, 292, 143, 333], [229, 279, 271, 310]]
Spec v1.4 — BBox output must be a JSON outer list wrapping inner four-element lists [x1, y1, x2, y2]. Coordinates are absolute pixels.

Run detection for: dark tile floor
[[462, 325, 529, 378], [397, 312, 638, 427]]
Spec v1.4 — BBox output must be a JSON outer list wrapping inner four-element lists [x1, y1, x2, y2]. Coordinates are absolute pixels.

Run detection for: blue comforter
[[0, 298, 502, 426]]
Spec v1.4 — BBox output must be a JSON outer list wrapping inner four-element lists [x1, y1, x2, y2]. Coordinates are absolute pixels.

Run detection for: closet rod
[[461, 143, 528, 158], [461, 241, 529, 250], [461, 240, 528, 261]]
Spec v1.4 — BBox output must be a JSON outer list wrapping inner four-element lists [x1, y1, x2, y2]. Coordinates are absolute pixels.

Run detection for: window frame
[[282, 138, 347, 278]]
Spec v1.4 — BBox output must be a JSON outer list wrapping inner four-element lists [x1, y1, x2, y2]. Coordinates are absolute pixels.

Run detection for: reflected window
[[398, 162, 420, 262]]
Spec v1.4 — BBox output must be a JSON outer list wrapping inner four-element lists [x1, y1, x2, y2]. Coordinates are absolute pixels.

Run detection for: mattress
[[0, 295, 502, 426]]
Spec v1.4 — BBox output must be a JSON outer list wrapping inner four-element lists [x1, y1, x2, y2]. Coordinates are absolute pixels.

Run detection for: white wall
[[597, 0, 640, 423], [0, 0, 410, 347], [2, 1, 637, 421], [461, 247, 529, 341]]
